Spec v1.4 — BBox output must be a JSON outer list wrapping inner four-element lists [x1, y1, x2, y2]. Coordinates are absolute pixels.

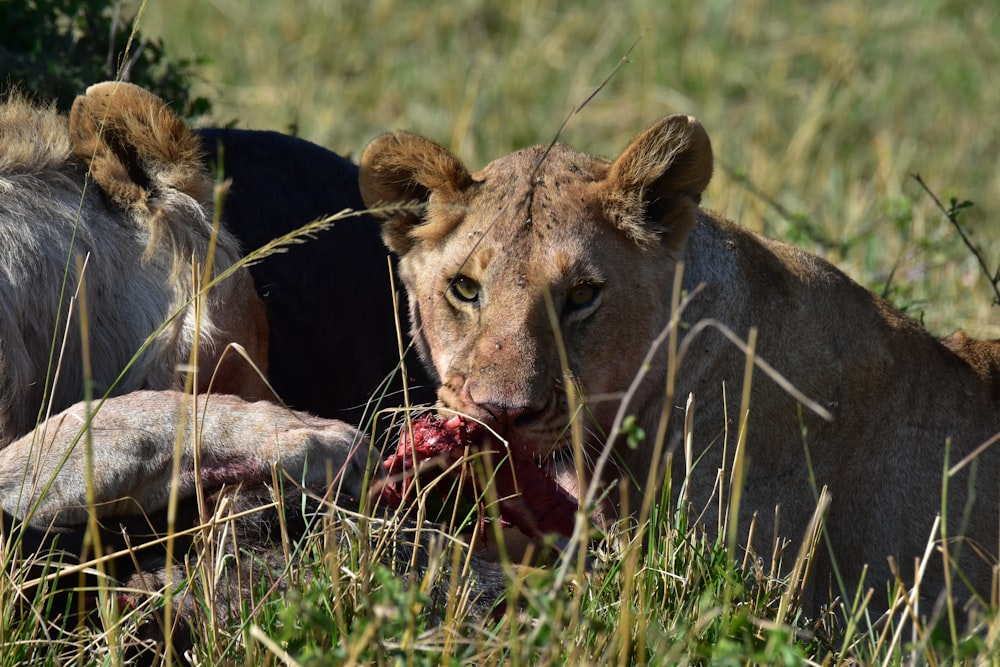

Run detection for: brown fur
[[942, 331, 1000, 401], [0, 82, 270, 447], [360, 115, 1000, 613]]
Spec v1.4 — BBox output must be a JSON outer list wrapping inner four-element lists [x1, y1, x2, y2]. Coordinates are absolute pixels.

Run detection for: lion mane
[[0, 84, 411, 648], [0, 81, 270, 447]]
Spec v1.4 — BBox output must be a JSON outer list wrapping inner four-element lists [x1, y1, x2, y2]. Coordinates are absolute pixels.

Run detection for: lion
[[0, 81, 270, 448], [0, 84, 503, 654], [359, 114, 1000, 614]]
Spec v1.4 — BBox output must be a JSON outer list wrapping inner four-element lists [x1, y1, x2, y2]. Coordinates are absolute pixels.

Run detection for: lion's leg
[[0, 390, 372, 527]]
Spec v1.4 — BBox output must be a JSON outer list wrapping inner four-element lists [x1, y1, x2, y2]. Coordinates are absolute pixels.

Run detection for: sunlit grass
[[139, 0, 1000, 335]]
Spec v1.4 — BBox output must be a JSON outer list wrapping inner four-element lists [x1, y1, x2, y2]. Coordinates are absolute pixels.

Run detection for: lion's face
[[360, 116, 713, 488]]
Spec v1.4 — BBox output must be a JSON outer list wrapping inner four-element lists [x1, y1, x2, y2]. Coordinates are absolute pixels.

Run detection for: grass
[[3, 0, 999, 664], [137, 0, 1000, 336]]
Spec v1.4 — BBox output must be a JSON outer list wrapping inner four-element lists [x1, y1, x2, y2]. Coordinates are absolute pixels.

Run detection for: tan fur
[[360, 115, 1000, 612], [0, 82, 270, 447]]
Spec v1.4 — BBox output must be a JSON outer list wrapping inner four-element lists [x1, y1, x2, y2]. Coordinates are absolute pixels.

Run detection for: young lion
[[359, 115, 1000, 613], [0, 81, 270, 448]]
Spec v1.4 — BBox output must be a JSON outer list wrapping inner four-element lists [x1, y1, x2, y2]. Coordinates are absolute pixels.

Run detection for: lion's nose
[[478, 401, 541, 426], [461, 380, 550, 428]]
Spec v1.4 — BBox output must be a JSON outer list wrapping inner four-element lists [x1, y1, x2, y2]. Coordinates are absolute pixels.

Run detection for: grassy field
[[3, 0, 998, 664], [139, 0, 1000, 337]]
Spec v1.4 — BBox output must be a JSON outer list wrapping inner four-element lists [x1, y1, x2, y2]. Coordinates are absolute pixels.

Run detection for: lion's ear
[[359, 131, 472, 255], [69, 81, 211, 215], [605, 114, 712, 251]]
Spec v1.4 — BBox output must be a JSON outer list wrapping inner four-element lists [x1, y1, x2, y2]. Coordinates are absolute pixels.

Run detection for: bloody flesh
[[381, 412, 578, 537]]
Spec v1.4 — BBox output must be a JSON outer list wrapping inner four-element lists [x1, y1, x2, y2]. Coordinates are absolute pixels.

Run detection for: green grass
[[3, 0, 999, 664], [138, 0, 1000, 336]]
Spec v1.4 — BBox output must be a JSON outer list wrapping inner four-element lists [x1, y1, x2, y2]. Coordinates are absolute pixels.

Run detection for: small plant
[[913, 173, 1000, 307], [621, 414, 646, 450], [0, 0, 209, 117]]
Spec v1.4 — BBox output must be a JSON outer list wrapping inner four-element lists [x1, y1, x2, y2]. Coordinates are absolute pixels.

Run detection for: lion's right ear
[[605, 114, 713, 252], [359, 131, 472, 255]]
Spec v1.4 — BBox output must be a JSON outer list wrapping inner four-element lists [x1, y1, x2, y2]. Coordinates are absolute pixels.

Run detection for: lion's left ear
[[605, 114, 713, 251], [69, 81, 211, 215]]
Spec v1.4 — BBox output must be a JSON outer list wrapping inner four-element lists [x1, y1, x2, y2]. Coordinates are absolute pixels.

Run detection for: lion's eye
[[566, 282, 600, 311], [450, 275, 480, 303]]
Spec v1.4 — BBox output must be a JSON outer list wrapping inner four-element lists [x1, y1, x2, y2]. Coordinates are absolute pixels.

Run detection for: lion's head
[[360, 116, 711, 503]]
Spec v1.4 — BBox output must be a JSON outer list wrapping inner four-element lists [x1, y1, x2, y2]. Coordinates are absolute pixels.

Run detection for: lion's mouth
[[379, 412, 579, 538]]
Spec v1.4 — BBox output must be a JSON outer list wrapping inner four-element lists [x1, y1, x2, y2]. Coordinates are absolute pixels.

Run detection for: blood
[[380, 412, 578, 538], [382, 413, 481, 474]]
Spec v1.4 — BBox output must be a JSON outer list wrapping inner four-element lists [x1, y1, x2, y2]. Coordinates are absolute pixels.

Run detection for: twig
[[912, 172, 1000, 307], [717, 161, 854, 255], [531, 32, 644, 180]]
